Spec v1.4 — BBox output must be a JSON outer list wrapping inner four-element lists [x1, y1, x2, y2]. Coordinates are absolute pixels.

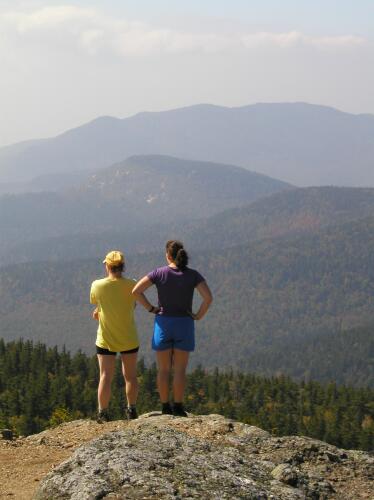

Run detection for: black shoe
[[161, 402, 173, 415], [125, 406, 138, 420], [96, 409, 110, 423], [173, 403, 188, 417]]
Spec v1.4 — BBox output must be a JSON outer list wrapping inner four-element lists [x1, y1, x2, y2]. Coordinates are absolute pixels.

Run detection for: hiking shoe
[[96, 409, 110, 424], [161, 402, 173, 415], [172, 403, 188, 417], [125, 406, 138, 420]]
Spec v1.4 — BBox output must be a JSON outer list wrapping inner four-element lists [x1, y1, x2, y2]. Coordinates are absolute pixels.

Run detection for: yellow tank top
[[90, 277, 138, 352]]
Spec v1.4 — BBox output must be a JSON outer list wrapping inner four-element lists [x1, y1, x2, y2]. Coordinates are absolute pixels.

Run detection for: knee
[[100, 372, 113, 384], [173, 367, 186, 378], [124, 373, 138, 385], [158, 367, 171, 379]]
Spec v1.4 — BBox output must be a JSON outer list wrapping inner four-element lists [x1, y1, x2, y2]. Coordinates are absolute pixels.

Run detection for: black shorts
[[96, 345, 139, 356]]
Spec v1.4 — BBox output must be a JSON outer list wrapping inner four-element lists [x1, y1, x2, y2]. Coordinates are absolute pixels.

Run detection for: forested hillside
[[0, 340, 372, 451], [1, 215, 374, 385], [0, 155, 288, 265], [5, 185, 374, 266], [183, 186, 374, 249], [200, 216, 374, 383]]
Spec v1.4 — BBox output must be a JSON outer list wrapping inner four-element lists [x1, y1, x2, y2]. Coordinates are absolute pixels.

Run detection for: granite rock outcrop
[[35, 414, 373, 499]]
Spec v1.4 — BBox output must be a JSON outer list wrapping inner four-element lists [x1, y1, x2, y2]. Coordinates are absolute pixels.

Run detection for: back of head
[[103, 250, 125, 276], [166, 240, 189, 270], [108, 263, 124, 275]]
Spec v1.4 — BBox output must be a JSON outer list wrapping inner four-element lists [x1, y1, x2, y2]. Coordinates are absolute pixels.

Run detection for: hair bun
[[166, 240, 189, 270]]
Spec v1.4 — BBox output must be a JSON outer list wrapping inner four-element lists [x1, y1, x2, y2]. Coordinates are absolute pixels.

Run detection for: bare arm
[[90, 286, 99, 320], [92, 307, 99, 320], [132, 276, 159, 313], [191, 281, 213, 320]]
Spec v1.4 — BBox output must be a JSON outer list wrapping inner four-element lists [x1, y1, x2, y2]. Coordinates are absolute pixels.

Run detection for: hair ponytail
[[175, 248, 188, 270], [166, 240, 189, 270]]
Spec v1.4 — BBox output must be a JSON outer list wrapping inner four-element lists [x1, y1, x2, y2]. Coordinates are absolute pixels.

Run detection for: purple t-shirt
[[147, 266, 205, 317]]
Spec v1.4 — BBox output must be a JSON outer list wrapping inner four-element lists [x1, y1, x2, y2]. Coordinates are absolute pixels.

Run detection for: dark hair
[[166, 240, 188, 270], [108, 263, 124, 274]]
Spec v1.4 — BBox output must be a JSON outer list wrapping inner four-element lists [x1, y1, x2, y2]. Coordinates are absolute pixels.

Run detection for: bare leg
[[120, 352, 138, 406], [156, 350, 173, 403], [172, 349, 190, 403], [97, 354, 116, 410]]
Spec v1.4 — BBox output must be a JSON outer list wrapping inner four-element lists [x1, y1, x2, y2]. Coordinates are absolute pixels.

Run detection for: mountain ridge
[[1, 102, 374, 186]]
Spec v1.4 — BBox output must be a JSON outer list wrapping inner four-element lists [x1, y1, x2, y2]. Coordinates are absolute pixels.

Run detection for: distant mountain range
[[1, 103, 374, 187], [0, 155, 288, 265]]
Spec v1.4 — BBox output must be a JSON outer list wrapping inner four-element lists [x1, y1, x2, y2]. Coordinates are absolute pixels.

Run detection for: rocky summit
[[34, 414, 373, 500]]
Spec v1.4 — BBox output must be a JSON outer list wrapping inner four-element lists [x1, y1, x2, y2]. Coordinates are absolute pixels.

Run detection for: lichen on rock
[[34, 414, 374, 500]]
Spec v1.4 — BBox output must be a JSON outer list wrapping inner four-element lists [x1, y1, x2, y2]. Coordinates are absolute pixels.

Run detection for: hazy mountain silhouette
[[1, 103, 373, 186]]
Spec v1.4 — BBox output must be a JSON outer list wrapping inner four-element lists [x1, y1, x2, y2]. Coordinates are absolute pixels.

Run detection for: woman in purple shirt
[[132, 240, 213, 416]]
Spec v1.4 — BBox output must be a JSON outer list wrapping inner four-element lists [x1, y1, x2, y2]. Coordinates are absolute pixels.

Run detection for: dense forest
[[0, 340, 372, 452], [1, 214, 374, 386], [182, 186, 374, 250]]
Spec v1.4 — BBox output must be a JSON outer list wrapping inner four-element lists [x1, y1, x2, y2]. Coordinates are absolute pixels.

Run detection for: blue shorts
[[152, 315, 195, 352]]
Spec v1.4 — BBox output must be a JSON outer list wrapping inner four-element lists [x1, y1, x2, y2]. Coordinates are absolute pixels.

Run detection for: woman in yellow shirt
[[90, 250, 139, 422]]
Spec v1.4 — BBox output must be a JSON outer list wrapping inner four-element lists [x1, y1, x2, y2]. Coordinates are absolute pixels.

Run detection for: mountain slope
[[0, 155, 288, 264], [78, 155, 288, 219], [1, 215, 374, 385], [182, 186, 374, 249], [0, 170, 95, 195], [7, 185, 374, 266], [1, 103, 374, 186]]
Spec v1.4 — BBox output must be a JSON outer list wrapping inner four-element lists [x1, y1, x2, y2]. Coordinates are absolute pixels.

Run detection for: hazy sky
[[0, 1, 373, 147]]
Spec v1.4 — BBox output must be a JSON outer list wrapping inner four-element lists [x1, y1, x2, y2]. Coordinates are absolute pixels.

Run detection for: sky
[[0, 1, 373, 147]]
